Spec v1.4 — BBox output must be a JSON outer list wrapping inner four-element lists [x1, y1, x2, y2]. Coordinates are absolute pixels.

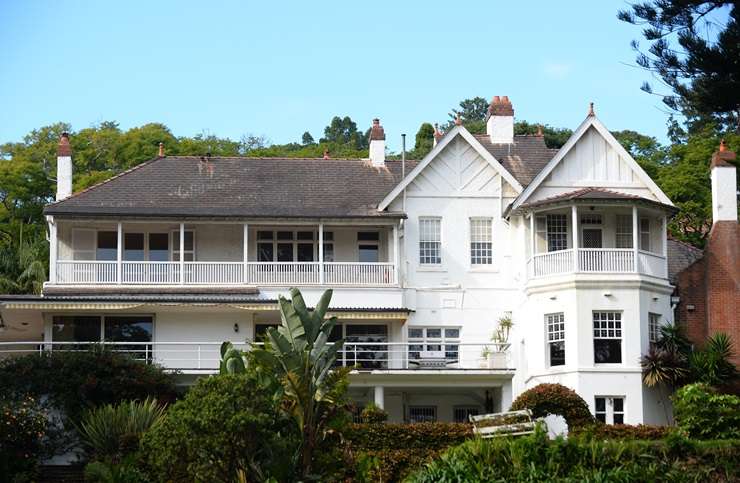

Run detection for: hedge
[[407, 430, 740, 482], [673, 383, 740, 440], [571, 423, 670, 440], [510, 383, 594, 428]]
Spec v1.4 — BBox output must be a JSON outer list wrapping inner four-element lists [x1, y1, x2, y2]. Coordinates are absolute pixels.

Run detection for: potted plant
[[479, 346, 492, 368], [488, 315, 513, 368]]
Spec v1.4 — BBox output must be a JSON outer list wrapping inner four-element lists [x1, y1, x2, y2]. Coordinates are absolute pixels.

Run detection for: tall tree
[[618, 1, 740, 131], [411, 122, 435, 159], [320, 116, 368, 150], [445, 96, 489, 133], [301, 131, 315, 145]]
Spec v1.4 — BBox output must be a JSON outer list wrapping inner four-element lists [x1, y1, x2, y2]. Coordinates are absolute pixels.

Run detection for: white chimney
[[711, 140, 738, 223], [56, 132, 73, 201], [369, 118, 386, 167], [486, 96, 514, 144]]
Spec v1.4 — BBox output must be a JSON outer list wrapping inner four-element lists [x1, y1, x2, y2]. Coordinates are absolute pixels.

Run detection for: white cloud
[[543, 62, 572, 80]]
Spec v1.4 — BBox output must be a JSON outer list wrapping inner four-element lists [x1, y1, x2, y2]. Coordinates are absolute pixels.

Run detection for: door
[[582, 228, 602, 248]]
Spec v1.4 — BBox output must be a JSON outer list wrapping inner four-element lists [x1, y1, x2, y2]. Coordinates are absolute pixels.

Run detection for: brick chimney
[[711, 140, 738, 223], [56, 132, 73, 201], [369, 118, 386, 167], [486, 96, 514, 144]]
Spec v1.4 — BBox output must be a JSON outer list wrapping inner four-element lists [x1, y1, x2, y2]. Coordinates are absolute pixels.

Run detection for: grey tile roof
[[473, 134, 558, 187], [519, 187, 677, 212], [667, 238, 703, 283], [44, 156, 418, 219]]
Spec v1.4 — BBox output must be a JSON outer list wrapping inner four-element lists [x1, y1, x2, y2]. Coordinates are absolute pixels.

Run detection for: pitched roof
[[473, 134, 558, 187], [518, 187, 678, 212], [666, 238, 703, 283], [44, 156, 418, 219]]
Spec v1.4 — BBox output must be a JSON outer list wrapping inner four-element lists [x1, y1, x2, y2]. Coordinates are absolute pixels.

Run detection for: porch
[[49, 220, 400, 287]]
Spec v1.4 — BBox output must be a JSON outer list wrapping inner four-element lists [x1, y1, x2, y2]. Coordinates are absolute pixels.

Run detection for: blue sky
[[1, 1, 675, 151]]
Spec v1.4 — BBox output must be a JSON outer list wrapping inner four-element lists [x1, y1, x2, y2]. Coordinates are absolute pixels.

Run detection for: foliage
[[0, 223, 47, 294], [491, 314, 513, 345], [410, 122, 435, 159], [673, 383, 740, 439], [84, 458, 149, 483], [360, 402, 388, 424], [641, 346, 690, 387], [0, 348, 177, 423], [407, 428, 740, 482], [250, 287, 348, 479], [515, 120, 574, 149], [219, 341, 247, 374], [301, 131, 315, 145], [444, 96, 489, 133], [572, 423, 670, 440], [510, 383, 594, 429], [320, 115, 369, 150], [140, 373, 297, 483], [689, 332, 738, 385], [618, 1, 739, 131], [0, 395, 48, 480], [76, 398, 166, 463]]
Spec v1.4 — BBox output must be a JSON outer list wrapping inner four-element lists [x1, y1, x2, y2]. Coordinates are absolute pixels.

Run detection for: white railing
[[579, 248, 634, 273], [57, 261, 117, 284], [122, 261, 180, 284], [325, 262, 396, 285], [185, 262, 244, 285], [528, 248, 666, 279], [638, 250, 667, 278], [0, 341, 510, 372], [246, 262, 321, 285]]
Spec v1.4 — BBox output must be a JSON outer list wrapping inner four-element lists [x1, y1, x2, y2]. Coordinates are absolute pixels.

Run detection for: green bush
[[407, 429, 740, 482], [0, 395, 48, 481], [572, 423, 670, 440], [510, 383, 594, 428], [673, 383, 740, 439], [140, 373, 298, 483], [360, 402, 388, 424], [0, 348, 177, 422]]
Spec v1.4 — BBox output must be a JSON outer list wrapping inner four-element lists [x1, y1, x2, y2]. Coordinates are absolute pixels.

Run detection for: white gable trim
[[511, 116, 673, 211], [378, 125, 523, 211]]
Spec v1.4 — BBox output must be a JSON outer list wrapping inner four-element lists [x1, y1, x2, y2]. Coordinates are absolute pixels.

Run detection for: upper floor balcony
[[48, 220, 400, 288], [523, 195, 673, 281]]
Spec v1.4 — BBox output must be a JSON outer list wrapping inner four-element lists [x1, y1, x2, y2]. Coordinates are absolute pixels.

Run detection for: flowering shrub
[[673, 383, 740, 439], [0, 395, 48, 479], [510, 383, 594, 428]]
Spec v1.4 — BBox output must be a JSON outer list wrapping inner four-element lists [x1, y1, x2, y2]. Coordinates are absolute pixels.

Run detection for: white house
[[1, 96, 686, 425]]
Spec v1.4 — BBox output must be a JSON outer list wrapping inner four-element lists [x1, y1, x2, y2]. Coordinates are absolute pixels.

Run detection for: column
[[318, 222, 324, 284], [661, 215, 667, 257], [529, 213, 535, 279], [632, 206, 639, 272], [49, 219, 57, 284], [179, 222, 185, 285], [374, 385, 385, 410], [571, 205, 578, 272], [243, 223, 249, 284], [500, 383, 513, 412], [393, 223, 400, 285], [116, 222, 122, 284]]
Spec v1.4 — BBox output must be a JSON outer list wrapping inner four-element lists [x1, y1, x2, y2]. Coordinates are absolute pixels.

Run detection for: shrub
[[0, 348, 177, 422], [407, 429, 740, 482], [360, 402, 388, 424], [140, 373, 298, 483], [510, 383, 594, 429], [0, 395, 48, 480], [673, 383, 740, 439], [571, 423, 670, 440], [76, 398, 166, 462]]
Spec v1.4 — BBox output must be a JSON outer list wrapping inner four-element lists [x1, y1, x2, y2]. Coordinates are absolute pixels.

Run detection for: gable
[[406, 136, 507, 197], [512, 116, 673, 209]]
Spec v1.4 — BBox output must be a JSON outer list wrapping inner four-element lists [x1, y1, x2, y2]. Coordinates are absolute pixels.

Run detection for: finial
[[588, 102, 595, 116], [454, 114, 462, 126], [719, 139, 727, 152], [158, 142, 165, 157], [433, 123, 443, 139]]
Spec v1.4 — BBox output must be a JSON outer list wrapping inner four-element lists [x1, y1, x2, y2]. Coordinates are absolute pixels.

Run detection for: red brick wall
[[677, 257, 708, 346]]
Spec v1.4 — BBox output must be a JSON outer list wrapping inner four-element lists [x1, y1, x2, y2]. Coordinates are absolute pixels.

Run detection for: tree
[[321, 116, 368, 150], [251, 288, 348, 479], [444, 96, 488, 133], [618, 1, 740, 131], [514, 120, 574, 149], [411, 122, 435, 159], [301, 131, 315, 145]]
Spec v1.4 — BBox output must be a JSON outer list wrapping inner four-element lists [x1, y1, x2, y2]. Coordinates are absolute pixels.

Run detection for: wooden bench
[[469, 409, 542, 438]]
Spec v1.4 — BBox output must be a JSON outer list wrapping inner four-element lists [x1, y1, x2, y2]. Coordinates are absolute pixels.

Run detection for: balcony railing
[[55, 261, 398, 286], [527, 248, 667, 279], [0, 341, 511, 372]]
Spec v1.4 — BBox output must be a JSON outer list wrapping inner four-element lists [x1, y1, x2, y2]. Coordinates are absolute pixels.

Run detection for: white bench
[[469, 409, 542, 438]]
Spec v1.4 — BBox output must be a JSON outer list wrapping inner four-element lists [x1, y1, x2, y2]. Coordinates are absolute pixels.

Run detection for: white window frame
[[357, 231, 380, 263], [639, 217, 651, 252], [407, 326, 460, 361], [546, 214, 568, 252], [546, 313, 565, 367], [648, 313, 661, 345], [593, 311, 623, 364], [469, 217, 493, 266], [615, 214, 633, 249], [418, 217, 442, 265], [594, 396, 625, 425]]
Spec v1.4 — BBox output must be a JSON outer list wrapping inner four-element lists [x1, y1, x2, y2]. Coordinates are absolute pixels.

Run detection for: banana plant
[[251, 287, 344, 480], [219, 341, 247, 374]]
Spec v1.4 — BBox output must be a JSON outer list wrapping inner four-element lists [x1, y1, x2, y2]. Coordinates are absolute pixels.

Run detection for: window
[[453, 406, 480, 423], [649, 313, 661, 345], [595, 396, 625, 424], [277, 231, 294, 262], [615, 215, 633, 249], [408, 327, 460, 362], [254, 323, 278, 341], [323, 231, 334, 262], [96, 231, 117, 261], [546, 313, 565, 367], [52, 315, 101, 343], [72, 229, 96, 260], [419, 218, 441, 265], [409, 406, 437, 423], [257, 231, 274, 262], [470, 218, 493, 265], [172, 230, 195, 261], [639, 218, 651, 251], [593, 311, 622, 363], [148, 233, 169, 261], [51, 315, 153, 360], [580, 214, 602, 225], [358, 232, 379, 263], [344, 324, 388, 369], [124, 233, 145, 261], [257, 230, 334, 262], [546, 214, 568, 252]]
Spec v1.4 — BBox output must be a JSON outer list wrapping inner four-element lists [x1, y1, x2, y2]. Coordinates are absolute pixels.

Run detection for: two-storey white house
[[0, 97, 680, 425]]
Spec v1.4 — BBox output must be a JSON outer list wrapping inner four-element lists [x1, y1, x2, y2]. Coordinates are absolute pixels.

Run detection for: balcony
[[527, 248, 667, 278], [0, 341, 511, 373]]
